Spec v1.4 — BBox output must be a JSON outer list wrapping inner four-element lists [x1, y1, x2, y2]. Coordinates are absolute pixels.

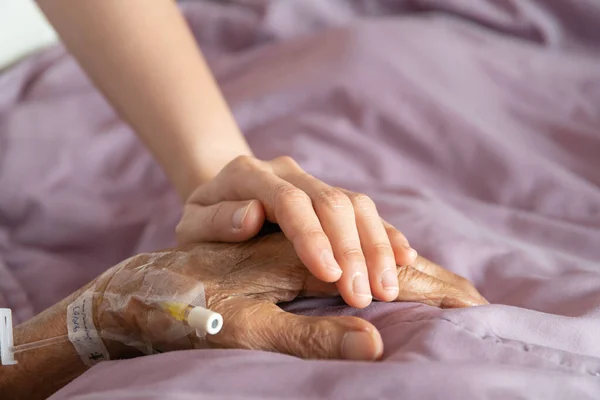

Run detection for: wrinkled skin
[[176, 155, 421, 308], [93, 233, 487, 362]]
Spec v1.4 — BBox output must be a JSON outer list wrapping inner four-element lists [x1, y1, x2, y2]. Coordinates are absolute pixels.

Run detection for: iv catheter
[[1, 304, 223, 366], [158, 301, 224, 336], [0, 309, 17, 365]]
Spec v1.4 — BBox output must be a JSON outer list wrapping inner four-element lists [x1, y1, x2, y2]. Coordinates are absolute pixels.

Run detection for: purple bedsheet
[[1, 0, 600, 398]]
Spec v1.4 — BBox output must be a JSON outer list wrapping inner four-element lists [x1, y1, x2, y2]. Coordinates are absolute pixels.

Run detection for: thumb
[[210, 299, 383, 361], [176, 200, 265, 244]]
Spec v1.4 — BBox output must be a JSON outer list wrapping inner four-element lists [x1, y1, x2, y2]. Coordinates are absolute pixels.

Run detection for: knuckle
[[350, 193, 376, 212], [273, 185, 311, 213], [233, 154, 255, 166], [300, 320, 332, 358], [316, 189, 351, 212], [289, 227, 327, 245], [229, 155, 259, 172], [340, 244, 365, 262], [301, 228, 328, 241], [368, 241, 394, 257], [273, 155, 300, 169]]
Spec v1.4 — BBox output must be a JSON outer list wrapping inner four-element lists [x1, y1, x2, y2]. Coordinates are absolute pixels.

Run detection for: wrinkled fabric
[[0, 0, 599, 398]]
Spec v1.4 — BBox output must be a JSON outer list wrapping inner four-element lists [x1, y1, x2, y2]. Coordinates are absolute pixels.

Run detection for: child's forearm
[[38, 0, 253, 200]]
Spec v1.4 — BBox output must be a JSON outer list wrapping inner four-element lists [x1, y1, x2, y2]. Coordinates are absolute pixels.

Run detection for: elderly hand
[[176, 155, 421, 309], [93, 233, 487, 361]]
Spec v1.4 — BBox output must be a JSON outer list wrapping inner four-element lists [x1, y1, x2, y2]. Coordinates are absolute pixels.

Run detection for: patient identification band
[[67, 292, 110, 367]]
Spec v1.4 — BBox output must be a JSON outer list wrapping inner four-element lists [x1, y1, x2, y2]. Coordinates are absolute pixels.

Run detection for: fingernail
[[321, 249, 343, 276], [380, 269, 398, 292], [341, 331, 378, 361], [352, 272, 371, 297], [232, 203, 250, 230]]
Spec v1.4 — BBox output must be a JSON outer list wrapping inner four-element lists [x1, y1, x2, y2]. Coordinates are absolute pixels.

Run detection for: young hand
[[175, 156, 419, 308]]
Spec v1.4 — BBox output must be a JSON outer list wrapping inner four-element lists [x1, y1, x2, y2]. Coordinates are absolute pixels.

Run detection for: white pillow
[[0, 0, 58, 70]]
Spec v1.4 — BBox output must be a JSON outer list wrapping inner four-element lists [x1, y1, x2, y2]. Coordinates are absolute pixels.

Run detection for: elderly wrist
[[89, 260, 143, 360]]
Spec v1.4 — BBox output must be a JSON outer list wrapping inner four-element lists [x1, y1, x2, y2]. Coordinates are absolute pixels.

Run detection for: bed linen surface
[[1, 0, 599, 398]]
